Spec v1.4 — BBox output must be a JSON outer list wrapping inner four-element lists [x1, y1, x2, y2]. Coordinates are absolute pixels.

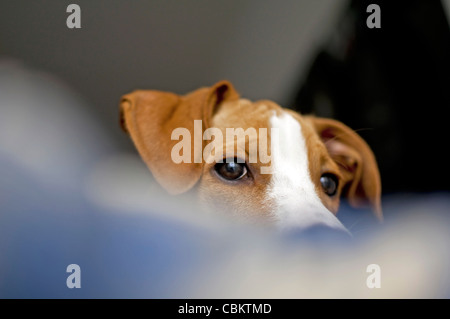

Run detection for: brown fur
[[120, 81, 382, 224]]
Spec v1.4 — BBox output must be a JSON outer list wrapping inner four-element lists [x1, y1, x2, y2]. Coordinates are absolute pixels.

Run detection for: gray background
[[0, 0, 350, 149]]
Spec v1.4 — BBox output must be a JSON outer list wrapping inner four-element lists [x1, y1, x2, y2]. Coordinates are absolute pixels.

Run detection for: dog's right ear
[[120, 81, 239, 194], [307, 117, 382, 221]]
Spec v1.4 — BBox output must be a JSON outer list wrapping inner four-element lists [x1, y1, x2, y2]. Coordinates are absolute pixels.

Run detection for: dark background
[[293, 0, 450, 194], [1, 0, 449, 195]]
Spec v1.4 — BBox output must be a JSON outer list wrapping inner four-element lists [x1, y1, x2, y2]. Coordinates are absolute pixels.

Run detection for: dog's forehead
[[212, 99, 284, 129], [212, 99, 318, 137]]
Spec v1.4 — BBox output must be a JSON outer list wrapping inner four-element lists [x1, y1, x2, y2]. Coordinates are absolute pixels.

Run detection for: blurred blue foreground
[[1, 60, 450, 298]]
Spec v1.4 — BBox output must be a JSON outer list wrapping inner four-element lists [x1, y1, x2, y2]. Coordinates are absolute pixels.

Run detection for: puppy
[[120, 81, 382, 233]]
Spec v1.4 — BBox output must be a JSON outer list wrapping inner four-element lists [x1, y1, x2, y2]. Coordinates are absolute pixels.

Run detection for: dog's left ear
[[308, 117, 382, 220], [119, 81, 239, 194]]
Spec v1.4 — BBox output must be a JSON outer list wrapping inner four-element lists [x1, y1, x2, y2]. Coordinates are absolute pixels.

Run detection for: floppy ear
[[120, 81, 239, 194], [308, 117, 383, 221]]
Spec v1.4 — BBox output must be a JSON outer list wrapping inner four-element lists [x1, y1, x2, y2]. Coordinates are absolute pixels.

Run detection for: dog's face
[[120, 81, 382, 232]]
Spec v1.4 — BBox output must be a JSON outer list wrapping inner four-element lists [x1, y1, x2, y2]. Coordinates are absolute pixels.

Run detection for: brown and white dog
[[120, 81, 382, 233]]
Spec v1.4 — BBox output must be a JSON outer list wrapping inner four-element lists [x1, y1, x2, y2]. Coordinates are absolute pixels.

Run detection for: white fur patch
[[267, 113, 348, 232]]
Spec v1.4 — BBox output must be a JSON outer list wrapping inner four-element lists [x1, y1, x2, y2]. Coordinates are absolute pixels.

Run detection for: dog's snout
[[284, 224, 352, 243]]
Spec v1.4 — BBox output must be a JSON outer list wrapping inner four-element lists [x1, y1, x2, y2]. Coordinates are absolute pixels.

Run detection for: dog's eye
[[320, 173, 338, 196], [214, 159, 247, 181]]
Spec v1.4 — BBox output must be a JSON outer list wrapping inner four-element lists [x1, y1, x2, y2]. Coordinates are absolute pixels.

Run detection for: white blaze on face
[[268, 113, 348, 232]]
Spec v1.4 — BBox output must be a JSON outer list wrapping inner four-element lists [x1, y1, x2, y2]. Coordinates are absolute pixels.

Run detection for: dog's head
[[120, 81, 382, 232]]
